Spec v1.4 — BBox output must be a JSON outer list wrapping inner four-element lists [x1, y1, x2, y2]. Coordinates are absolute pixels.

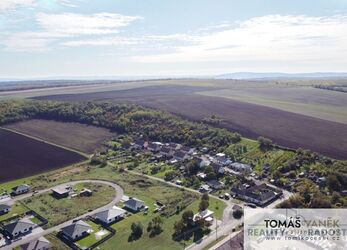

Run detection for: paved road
[[1, 179, 124, 250]]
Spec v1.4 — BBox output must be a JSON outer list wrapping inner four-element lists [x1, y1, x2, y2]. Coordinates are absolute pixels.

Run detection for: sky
[[1, 0, 347, 78]]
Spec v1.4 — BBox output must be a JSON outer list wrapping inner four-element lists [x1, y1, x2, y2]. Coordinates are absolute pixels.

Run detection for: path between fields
[[1, 179, 124, 250], [0, 127, 91, 158]]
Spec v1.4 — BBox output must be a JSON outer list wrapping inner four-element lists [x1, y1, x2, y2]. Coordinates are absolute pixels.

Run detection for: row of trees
[[0, 100, 241, 151]]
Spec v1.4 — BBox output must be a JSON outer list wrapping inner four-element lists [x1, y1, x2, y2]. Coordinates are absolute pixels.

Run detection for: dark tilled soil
[[0, 129, 86, 183], [34, 85, 347, 160]]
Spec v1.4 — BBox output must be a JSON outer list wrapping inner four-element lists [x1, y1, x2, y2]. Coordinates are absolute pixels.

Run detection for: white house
[[12, 184, 30, 195], [95, 206, 126, 224]]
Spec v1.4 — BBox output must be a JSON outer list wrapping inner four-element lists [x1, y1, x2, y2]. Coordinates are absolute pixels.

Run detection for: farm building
[[95, 206, 126, 224], [51, 185, 71, 199], [20, 236, 50, 250], [124, 197, 145, 212], [3, 218, 36, 239], [11, 184, 30, 195], [0, 204, 11, 214], [79, 188, 92, 197], [61, 220, 91, 241]]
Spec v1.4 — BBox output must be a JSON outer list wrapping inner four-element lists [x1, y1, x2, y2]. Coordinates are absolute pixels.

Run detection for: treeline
[[314, 85, 347, 93], [0, 99, 241, 151]]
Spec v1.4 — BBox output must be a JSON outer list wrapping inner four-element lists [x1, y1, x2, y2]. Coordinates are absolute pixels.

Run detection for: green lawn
[[76, 221, 110, 249], [45, 233, 70, 250], [101, 197, 225, 250], [0, 203, 28, 221], [21, 183, 115, 227]]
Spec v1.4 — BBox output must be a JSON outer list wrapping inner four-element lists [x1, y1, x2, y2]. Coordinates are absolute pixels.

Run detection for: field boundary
[[0, 127, 90, 158]]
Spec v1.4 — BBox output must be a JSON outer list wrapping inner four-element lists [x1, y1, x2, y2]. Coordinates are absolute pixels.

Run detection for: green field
[[197, 85, 347, 124], [21, 183, 115, 227]]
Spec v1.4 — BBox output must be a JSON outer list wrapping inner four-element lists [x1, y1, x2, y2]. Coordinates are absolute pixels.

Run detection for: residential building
[[0, 204, 11, 215], [51, 185, 71, 199], [79, 188, 92, 197], [94, 206, 126, 224], [20, 236, 50, 250], [199, 184, 210, 193], [61, 220, 91, 241], [3, 218, 36, 239], [193, 209, 214, 224], [11, 184, 30, 195], [211, 162, 225, 174], [207, 180, 224, 190], [229, 163, 252, 173], [124, 197, 145, 212], [160, 146, 174, 157], [173, 151, 189, 161], [231, 184, 282, 207]]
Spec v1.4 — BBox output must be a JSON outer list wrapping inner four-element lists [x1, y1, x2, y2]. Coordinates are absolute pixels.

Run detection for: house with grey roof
[[20, 236, 50, 250], [173, 151, 189, 161], [95, 206, 126, 224], [0, 204, 11, 215], [11, 184, 30, 195], [61, 220, 91, 241], [51, 185, 71, 199], [124, 197, 145, 212], [3, 218, 36, 239]]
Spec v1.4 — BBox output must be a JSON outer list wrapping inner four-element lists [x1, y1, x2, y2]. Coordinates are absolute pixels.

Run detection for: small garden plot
[[75, 220, 111, 249], [0, 203, 28, 222], [22, 183, 115, 228]]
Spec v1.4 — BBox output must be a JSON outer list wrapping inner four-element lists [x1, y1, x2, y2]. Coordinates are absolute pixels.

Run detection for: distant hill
[[215, 72, 347, 79]]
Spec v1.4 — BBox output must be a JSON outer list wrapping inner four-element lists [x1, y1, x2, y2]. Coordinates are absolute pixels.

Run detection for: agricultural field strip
[[4, 180, 123, 250], [0, 127, 90, 158]]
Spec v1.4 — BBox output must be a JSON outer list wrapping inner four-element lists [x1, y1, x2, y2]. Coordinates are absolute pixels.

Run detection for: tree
[[232, 209, 243, 219], [199, 200, 209, 212], [130, 222, 143, 241], [121, 138, 132, 148], [149, 216, 163, 237], [181, 210, 194, 226], [327, 175, 342, 192], [257, 136, 273, 150]]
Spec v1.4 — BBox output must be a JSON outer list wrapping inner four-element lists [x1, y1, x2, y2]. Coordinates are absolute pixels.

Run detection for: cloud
[[0, 0, 34, 10], [132, 15, 347, 65], [36, 12, 142, 35], [1, 12, 142, 51]]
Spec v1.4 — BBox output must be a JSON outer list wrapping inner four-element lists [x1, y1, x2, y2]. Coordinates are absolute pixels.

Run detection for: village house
[[20, 236, 50, 250], [180, 146, 195, 155], [160, 146, 174, 157], [199, 184, 210, 193], [124, 197, 145, 212], [3, 218, 36, 239], [211, 162, 225, 174], [214, 153, 232, 166], [196, 172, 207, 180], [61, 220, 91, 241], [0, 204, 11, 215], [11, 184, 30, 196], [167, 142, 181, 150], [51, 185, 71, 199], [231, 183, 282, 207], [193, 209, 214, 225], [194, 156, 211, 168], [229, 162, 252, 173], [173, 151, 189, 161], [147, 142, 162, 152], [133, 139, 148, 149], [207, 180, 224, 190], [94, 206, 126, 225]]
